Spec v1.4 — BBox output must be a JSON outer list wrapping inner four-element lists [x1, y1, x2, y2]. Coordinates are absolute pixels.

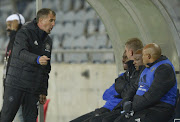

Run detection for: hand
[[39, 94, 47, 104], [122, 101, 134, 118], [94, 107, 110, 116], [39, 55, 50, 65]]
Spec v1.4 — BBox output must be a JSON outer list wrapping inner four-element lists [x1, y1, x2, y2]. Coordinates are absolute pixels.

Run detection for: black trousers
[[70, 109, 119, 122], [114, 108, 173, 122], [91, 110, 121, 122], [70, 111, 96, 122], [1, 86, 39, 122]]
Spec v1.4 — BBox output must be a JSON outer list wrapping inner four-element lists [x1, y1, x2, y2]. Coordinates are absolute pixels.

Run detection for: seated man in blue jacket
[[70, 52, 128, 122], [114, 43, 177, 122]]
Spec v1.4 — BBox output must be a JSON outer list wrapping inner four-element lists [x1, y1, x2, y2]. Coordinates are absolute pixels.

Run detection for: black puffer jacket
[[5, 19, 52, 95], [115, 60, 142, 98], [4, 31, 17, 82]]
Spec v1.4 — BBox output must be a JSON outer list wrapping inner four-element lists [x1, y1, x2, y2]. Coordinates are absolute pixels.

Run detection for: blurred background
[[0, 0, 180, 121]]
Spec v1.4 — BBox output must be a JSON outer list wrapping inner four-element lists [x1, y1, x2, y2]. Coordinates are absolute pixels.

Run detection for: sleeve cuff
[[37, 56, 41, 64]]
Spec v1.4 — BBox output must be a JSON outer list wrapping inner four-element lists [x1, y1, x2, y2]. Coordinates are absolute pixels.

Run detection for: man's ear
[[38, 18, 43, 23], [147, 54, 151, 59], [130, 50, 133, 56]]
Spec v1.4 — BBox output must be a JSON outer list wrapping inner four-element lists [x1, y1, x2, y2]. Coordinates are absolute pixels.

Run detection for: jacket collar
[[146, 55, 167, 68]]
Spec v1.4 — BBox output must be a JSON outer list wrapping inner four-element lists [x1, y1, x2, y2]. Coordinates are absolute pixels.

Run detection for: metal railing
[[0, 48, 115, 63]]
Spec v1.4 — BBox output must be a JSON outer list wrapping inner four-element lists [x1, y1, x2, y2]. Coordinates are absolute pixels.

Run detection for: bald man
[[114, 43, 177, 122]]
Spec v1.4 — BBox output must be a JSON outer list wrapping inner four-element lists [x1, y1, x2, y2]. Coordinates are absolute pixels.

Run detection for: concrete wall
[[0, 63, 118, 122]]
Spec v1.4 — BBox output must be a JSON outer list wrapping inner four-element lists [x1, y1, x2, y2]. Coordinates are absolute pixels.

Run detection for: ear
[[130, 50, 133, 56], [147, 54, 151, 59], [38, 18, 43, 23]]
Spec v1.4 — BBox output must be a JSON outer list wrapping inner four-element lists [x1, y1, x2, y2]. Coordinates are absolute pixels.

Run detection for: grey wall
[[0, 64, 118, 122]]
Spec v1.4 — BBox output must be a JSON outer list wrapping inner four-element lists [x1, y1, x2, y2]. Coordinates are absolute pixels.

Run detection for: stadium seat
[[63, 22, 74, 36], [107, 40, 113, 49], [98, 21, 106, 34], [56, 11, 64, 23], [73, 0, 82, 11], [63, 11, 75, 22], [64, 53, 88, 63], [51, 23, 63, 35], [86, 20, 96, 35], [74, 10, 86, 22], [92, 53, 104, 63], [95, 34, 108, 49], [85, 9, 96, 20], [104, 53, 115, 63], [85, 35, 96, 49], [73, 35, 86, 49], [92, 52, 114, 63], [73, 21, 85, 37], [52, 36, 61, 49], [62, 35, 74, 49], [62, 0, 72, 12]]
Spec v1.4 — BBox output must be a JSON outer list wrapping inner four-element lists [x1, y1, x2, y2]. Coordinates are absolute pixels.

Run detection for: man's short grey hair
[[36, 8, 56, 22]]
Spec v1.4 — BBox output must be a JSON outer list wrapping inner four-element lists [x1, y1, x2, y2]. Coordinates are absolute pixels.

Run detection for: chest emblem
[[34, 40, 38, 46], [45, 43, 51, 52], [151, 67, 155, 72]]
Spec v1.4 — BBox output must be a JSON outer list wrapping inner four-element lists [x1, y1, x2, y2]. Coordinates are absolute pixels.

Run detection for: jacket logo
[[135, 118, 141, 122], [151, 67, 155, 72], [34, 40, 38, 46], [140, 75, 146, 83], [45, 43, 50, 52]]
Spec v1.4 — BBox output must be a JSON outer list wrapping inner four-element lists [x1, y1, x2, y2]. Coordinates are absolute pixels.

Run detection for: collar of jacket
[[126, 60, 136, 75], [9, 30, 17, 41], [146, 55, 168, 68], [33, 18, 48, 41], [126, 60, 135, 70]]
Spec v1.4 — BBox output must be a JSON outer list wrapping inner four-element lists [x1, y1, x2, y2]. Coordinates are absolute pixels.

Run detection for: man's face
[[6, 20, 19, 35], [122, 53, 128, 70], [142, 49, 149, 66], [39, 12, 56, 34], [125, 46, 131, 60], [133, 54, 143, 70]]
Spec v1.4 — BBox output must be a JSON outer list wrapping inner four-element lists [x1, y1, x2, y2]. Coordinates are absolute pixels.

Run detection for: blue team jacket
[[136, 59, 177, 106], [102, 73, 123, 111]]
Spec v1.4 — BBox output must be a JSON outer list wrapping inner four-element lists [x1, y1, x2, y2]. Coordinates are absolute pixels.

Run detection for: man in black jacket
[[3, 13, 26, 122], [4, 13, 25, 91], [114, 43, 177, 122], [1, 8, 56, 122]]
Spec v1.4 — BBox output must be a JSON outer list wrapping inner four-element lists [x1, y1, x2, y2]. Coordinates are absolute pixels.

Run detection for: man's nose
[[6, 26, 10, 31], [52, 21, 55, 26]]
